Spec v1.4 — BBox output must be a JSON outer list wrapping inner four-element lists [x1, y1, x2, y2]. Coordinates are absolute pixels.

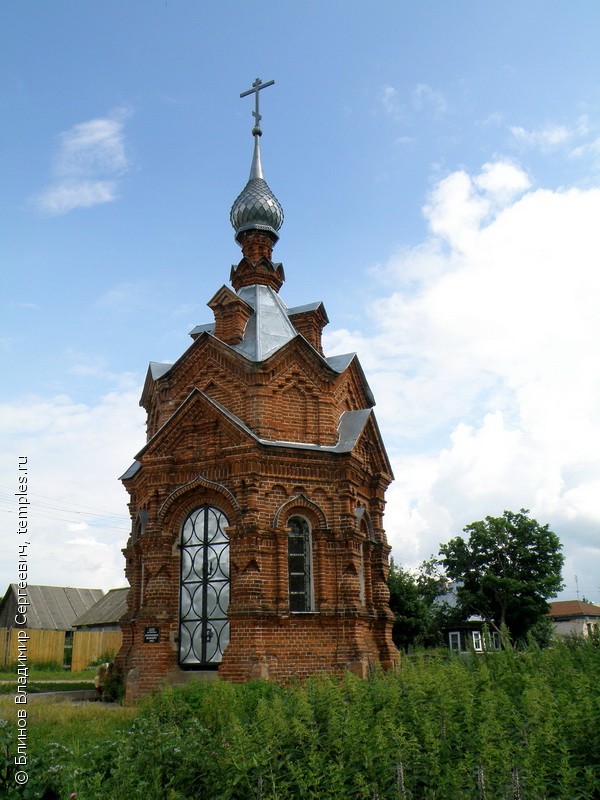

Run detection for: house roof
[[0, 584, 104, 630], [72, 587, 129, 628], [547, 600, 600, 619]]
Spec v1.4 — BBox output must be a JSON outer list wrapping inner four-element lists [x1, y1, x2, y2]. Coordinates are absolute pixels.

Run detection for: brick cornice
[[230, 253, 285, 292]]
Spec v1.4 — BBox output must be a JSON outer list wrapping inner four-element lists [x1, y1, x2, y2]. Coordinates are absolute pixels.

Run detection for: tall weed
[[5, 637, 599, 799]]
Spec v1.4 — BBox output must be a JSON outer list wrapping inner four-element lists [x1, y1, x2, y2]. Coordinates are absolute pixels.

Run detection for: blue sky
[[2, 1, 600, 603]]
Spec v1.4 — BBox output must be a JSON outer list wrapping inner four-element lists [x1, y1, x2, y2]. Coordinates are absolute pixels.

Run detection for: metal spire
[[230, 77, 283, 243], [240, 78, 275, 180], [240, 77, 275, 136]]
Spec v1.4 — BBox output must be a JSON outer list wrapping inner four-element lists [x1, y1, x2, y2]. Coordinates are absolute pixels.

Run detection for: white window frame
[[449, 631, 461, 651], [472, 630, 483, 652]]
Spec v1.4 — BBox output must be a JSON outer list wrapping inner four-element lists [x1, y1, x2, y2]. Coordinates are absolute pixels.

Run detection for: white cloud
[[381, 83, 448, 123], [411, 83, 448, 118], [67, 523, 90, 532], [477, 111, 505, 128], [510, 123, 572, 150], [509, 116, 597, 156], [54, 115, 129, 178], [570, 136, 600, 161], [35, 179, 119, 215], [423, 160, 531, 253], [325, 160, 600, 602], [32, 108, 132, 215], [510, 116, 600, 178], [0, 388, 145, 591], [66, 351, 139, 389], [473, 161, 532, 203], [381, 85, 405, 121]]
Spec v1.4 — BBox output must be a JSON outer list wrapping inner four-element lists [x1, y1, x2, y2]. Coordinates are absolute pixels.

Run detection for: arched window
[[288, 516, 312, 612], [132, 510, 148, 544], [358, 542, 366, 606], [179, 505, 229, 667]]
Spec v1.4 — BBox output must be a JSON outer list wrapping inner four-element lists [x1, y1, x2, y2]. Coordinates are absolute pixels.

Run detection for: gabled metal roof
[[149, 361, 174, 380], [152, 287, 373, 405], [120, 460, 140, 480], [72, 587, 130, 628], [287, 301, 329, 321], [189, 322, 215, 339], [0, 585, 104, 630], [190, 304, 329, 344], [325, 353, 355, 372], [335, 409, 372, 451], [134, 387, 378, 460], [325, 353, 376, 407], [231, 284, 298, 361]]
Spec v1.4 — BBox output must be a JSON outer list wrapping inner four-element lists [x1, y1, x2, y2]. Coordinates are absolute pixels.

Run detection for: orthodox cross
[[240, 77, 275, 133]]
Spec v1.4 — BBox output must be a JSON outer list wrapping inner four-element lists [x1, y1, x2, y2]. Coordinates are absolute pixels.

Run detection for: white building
[[547, 600, 600, 638]]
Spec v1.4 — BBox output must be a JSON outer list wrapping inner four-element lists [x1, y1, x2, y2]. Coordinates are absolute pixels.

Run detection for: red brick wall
[[142, 337, 370, 447], [119, 274, 396, 700]]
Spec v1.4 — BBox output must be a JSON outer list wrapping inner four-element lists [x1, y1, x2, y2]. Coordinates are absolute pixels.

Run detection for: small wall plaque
[[143, 626, 160, 643]]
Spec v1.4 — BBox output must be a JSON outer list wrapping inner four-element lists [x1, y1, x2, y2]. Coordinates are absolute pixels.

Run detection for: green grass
[[0, 665, 97, 700], [0, 667, 97, 682], [0, 694, 138, 748], [1, 637, 599, 799], [0, 681, 94, 694]]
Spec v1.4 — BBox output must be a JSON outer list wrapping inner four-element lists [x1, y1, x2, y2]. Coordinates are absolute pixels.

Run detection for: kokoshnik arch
[[117, 79, 397, 700]]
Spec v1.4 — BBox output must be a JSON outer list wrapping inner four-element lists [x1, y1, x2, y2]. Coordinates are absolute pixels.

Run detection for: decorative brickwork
[[117, 113, 397, 700], [288, 304, 328, 355], [118, 309, 397, 698], [208, 286, 253, 345], [230, 254, 285, 293]]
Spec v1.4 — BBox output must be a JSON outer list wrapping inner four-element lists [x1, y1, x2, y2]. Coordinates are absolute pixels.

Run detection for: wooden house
[[0, 584, 103, 667]]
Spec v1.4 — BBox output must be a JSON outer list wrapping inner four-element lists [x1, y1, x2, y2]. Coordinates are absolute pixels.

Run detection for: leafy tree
[[439, 509, 564, 642], [388, 561, 427, 651], [526, 614, 556, 648], [387, 559, 454, 650]]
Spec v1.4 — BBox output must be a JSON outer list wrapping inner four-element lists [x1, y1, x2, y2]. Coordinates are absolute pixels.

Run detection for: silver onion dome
[[230, 134, 284, 242]]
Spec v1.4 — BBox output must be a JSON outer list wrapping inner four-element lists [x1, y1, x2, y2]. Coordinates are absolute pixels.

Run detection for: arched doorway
[[179, 505, 230, 666]]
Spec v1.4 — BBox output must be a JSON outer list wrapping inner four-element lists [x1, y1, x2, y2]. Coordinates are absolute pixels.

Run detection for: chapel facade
[[117, 80, 397, 700]]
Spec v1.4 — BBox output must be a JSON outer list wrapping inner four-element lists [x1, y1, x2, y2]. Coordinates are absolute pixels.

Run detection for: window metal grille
[[179, 505, 229, 666], [288, 516, 312, 612]]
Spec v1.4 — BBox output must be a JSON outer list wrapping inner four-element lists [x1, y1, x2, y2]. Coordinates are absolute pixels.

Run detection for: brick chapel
[[117, 79, 397, 700]]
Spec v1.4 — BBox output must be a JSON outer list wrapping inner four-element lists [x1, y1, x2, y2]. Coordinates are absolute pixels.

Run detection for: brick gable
[[120, 372, 396, 696], [117, 117, 396, 699]]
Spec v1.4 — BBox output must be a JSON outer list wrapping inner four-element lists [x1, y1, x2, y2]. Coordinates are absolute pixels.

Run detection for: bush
[[99, 662, 125, 703], [6, 638, 600, 799], [88, 651, 117, 668]]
